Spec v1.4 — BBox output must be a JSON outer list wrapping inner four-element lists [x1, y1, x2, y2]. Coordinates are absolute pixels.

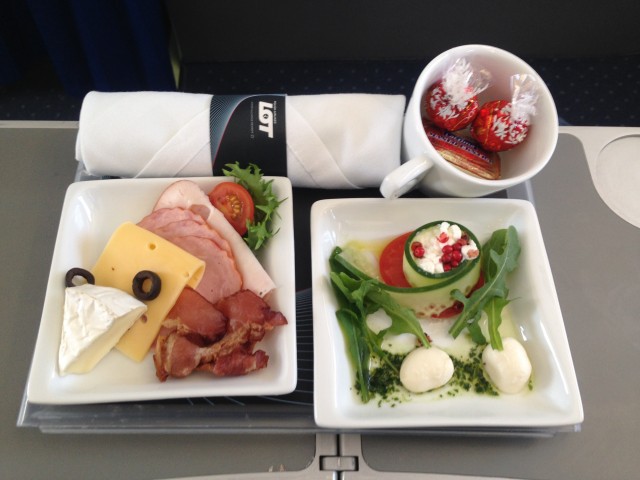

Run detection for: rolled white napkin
[[75, 91, 405, 188]]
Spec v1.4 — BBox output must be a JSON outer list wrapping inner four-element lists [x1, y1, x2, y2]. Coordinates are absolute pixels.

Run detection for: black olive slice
[[65, 268, 95, 288], [132, 270, 161, 301]]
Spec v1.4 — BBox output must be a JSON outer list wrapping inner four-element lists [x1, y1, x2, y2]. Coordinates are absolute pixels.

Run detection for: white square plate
[[311, 198, 583, 429], [27, 177, 296, 404]]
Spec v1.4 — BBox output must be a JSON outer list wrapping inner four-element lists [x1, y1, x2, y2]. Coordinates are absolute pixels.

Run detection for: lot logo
[[258, 101, 274, 138]]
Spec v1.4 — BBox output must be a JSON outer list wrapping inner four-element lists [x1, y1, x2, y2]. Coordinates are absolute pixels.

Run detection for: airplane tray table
[[14, 125, 637, 436], [5, 124, 639, 478]]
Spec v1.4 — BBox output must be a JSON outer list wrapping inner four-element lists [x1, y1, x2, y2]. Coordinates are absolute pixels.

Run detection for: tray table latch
[[320, 454, 358, 472]]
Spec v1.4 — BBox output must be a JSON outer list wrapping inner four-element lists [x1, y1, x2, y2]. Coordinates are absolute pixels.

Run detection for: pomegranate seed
[[441, 253, 452, 264], [451, 260, 459, 268], [438, 232, 449, 243], [453, 243, 462, 251], [412, 244, 425, 258], [452, 251, 463, 262], [442, 245, 453, 254], [443, 264, 452, 272]]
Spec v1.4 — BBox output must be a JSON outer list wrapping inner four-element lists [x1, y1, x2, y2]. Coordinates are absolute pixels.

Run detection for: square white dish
[[27, 177, 296, 405], [311, 197, 583, 429]]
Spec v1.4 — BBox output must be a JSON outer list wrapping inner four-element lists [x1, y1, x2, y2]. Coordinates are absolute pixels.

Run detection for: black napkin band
[[210, 94, 287, 177]]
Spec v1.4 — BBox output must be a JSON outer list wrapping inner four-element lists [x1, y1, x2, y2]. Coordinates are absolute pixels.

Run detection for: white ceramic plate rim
[[27, 177, 297, 405], [311, 197, 583, 429]]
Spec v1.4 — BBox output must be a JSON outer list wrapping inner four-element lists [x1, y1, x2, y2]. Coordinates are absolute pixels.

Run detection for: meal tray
[[18, 290, 575, 436], [21, 127, 620, 434], [17, 199, 573, 436], [15, 193, 560, 435]]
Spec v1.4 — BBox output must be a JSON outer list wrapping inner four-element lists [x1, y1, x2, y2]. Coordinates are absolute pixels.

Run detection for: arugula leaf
[[484, 297, 510, 350], [330, 273, 393, 358], [335, 308, 372, 403], [330, 249, 430, 348], [448, 226, 520, 350], [222, 162, 285, 250], [367, 288, 430, 347], [329, 248, 431, 403]]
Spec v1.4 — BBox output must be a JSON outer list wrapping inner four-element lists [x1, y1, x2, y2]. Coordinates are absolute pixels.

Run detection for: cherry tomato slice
[[379, 232, 412, 288], [208, 182, 255, 236]]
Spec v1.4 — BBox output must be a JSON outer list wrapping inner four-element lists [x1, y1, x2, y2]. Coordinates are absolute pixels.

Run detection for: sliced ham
[[152, 180, 276, 298], [138, 208, 242, 304], [138, 207, 204, 230], [164, 234, 241, 304], [139, 208, 232, 256]]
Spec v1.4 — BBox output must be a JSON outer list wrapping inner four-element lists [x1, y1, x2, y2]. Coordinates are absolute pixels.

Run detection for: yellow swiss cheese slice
[[91, 222, 205, 362]]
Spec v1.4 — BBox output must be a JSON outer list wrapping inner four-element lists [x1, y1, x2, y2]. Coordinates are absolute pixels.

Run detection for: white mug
[[380, 45, 559, 198]]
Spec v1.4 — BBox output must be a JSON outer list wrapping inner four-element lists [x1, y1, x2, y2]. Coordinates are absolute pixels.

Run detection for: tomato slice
[[208, 182, 255, 236], [379, 232, 412, 287]]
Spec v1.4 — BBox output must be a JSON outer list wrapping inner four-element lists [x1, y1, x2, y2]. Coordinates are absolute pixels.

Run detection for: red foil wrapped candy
[[471, 74, 539, 152], [424, 58, 490, 131]]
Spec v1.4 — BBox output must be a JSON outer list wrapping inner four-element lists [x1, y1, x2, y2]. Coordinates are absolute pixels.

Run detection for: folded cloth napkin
[[76, 91, 406, 188]]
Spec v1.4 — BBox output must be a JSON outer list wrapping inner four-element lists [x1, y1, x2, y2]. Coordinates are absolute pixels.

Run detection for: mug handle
[[380, 155, 434, 199]]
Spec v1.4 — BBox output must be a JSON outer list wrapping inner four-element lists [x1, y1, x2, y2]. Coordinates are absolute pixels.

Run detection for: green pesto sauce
[[446, 345, 499, 397], [356, 345, 505, 406], [367, 354, 405, 407]]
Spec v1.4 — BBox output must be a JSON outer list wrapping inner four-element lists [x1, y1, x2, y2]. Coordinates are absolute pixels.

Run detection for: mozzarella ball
[[482, 337, 532, 394], [400, 347, 454, 393]]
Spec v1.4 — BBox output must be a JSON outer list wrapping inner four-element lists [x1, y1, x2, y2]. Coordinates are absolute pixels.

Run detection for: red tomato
[[431, 302, 464, 319], [208, 182, 255, 236], [379, 232, 412, 288], [432, 273, 485, 318]]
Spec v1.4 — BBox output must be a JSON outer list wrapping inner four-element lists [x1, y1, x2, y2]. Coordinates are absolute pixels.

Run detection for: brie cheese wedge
[[58, 284, 147, 375]]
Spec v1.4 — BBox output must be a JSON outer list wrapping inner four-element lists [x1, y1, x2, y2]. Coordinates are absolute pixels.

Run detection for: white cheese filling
[[411, 222, 478, 274]]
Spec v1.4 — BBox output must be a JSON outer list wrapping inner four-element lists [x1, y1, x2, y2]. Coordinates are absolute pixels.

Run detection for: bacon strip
[[153, 289, 287, 381], [159, 287, 227, 344]]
